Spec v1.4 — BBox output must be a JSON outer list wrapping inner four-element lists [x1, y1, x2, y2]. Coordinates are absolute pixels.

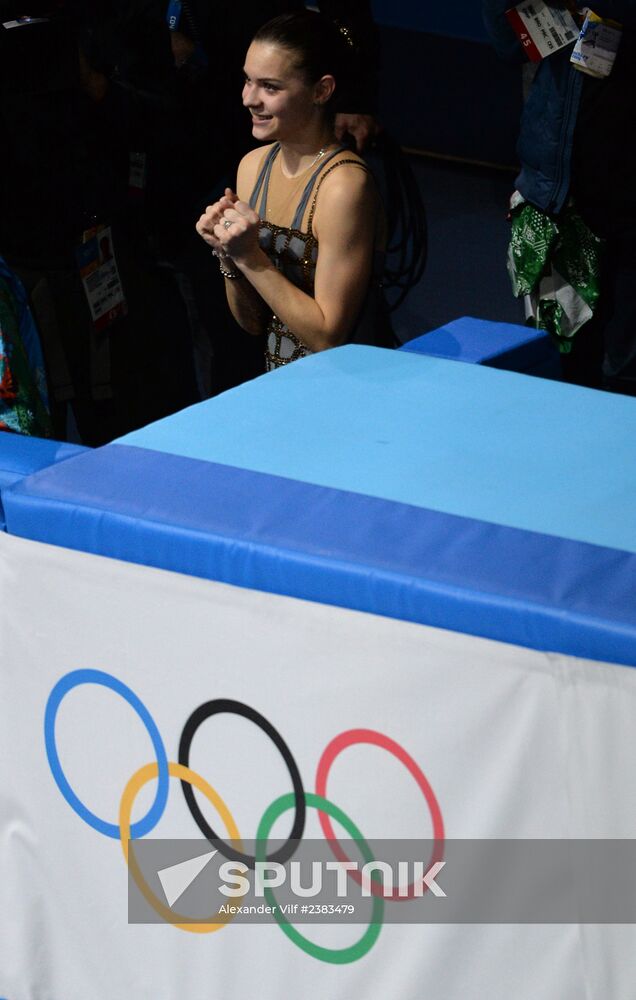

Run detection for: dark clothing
[[0, 1, 200, 442], [570, 33, 636, 237], [560, 229, 636, 390], [483, 0, 636, 393]]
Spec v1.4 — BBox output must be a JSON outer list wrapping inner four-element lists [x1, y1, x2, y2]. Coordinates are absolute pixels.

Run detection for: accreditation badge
[[506, 1, 579, 61], [128, 151, 147, 197], [570, 9, 623, 77], [76, 224, 127, 332]]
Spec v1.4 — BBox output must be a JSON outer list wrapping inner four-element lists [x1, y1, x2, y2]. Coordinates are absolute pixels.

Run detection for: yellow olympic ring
[[119, 761, 242, 934]]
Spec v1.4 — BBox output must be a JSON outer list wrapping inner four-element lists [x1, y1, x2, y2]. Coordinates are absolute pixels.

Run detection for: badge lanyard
[[165, 0, 208, 67], [166, 0, 182, 31]]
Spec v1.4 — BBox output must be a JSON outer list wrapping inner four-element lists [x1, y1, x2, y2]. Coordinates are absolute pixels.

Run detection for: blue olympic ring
[[44, 669, 169, 839]]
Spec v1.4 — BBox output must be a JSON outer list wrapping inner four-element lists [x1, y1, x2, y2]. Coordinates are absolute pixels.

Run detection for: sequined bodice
[[249, 143, 361, 370]]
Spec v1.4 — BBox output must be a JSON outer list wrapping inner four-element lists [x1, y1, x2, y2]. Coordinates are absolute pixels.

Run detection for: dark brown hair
[[252, 11, 353, 113]]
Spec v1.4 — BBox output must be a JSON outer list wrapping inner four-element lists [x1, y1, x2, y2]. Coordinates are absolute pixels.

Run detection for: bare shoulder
[[236, 144, 276, 201], [312, 153, 376, 239], [317, 152, 374, 205]]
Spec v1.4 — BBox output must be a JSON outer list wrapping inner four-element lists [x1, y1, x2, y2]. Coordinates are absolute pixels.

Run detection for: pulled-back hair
[[252, 11, 354, 114]]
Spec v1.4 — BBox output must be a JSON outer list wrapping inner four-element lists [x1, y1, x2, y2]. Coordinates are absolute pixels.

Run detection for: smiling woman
[[195, 11, 393, 370]]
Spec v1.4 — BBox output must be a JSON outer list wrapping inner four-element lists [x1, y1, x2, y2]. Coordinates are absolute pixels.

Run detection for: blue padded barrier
[[400, 317, 561, 377], [4, 444, 636, 667], [0, 433, 87, 530]]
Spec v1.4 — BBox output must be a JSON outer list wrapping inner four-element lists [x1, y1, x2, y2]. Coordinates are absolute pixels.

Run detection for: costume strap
[[249, 144, 281, 216], [289, 146, 347, 231], [306, 159, 369, 236]]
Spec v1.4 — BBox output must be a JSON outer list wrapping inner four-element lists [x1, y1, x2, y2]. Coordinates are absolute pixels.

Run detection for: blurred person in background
[[1, 256, 52, 436], [0, 0, 198, 443]]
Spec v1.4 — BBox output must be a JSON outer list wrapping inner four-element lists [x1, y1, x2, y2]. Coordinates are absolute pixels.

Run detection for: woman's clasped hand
[[197, 189, 261, 266]]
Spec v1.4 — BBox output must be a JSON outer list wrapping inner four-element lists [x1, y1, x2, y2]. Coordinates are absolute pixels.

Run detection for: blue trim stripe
[[4, 445, 636, 667]]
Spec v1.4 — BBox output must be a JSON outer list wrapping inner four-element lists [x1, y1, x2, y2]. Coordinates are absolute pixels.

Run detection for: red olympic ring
[[315, 728, 444, 901]]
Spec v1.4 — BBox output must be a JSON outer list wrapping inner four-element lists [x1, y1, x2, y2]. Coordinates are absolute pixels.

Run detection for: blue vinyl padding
[[118, 346, 636, 556], [4, 444, 636, 667], [400, 317, 560, 375], [0, 434, 87, 530]]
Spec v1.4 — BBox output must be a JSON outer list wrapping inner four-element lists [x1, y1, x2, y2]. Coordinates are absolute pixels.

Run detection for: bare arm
[[213, 164, 377, 353], [222, 261, 270, 336]]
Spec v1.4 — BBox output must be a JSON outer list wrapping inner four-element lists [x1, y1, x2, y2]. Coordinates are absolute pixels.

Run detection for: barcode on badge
[[506, 0, 579, 61]]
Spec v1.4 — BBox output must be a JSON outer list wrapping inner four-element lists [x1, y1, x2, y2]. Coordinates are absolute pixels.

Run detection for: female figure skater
[[195, 11, 392, 370]]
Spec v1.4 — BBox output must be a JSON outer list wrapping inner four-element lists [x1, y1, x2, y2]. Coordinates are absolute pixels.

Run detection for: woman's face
[[242, 41, 320, 144]]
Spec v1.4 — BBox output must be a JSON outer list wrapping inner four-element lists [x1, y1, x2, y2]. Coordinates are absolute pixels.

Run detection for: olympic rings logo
[[44, 669, 444, 965]]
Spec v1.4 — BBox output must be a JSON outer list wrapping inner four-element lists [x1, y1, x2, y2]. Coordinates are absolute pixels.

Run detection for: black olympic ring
[[178, 698, 306, 868]]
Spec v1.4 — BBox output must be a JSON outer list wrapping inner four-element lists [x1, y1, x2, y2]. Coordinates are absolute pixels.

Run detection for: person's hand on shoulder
[[170, 30, 196, 68], [78, 46, 108, 102], [334, 113, 380, 153]]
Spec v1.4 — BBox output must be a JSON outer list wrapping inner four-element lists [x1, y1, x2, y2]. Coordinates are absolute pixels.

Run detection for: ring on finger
[[223, 219, 233, 230]]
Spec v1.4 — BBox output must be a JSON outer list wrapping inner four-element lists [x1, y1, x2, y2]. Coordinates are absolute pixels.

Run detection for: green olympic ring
[[256, 791, 384, 964]]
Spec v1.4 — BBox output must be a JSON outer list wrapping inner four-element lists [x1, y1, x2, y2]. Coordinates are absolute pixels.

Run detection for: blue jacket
[[482, 1, 636, 214]]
